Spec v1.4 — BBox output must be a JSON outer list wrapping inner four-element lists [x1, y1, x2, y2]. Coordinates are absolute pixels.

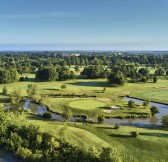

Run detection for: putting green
[[68, 99, 106, 110]]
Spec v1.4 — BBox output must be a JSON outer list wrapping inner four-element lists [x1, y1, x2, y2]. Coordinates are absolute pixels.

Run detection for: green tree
[[150, 106, 159, 116], [2, 86, 8, 94], [100, 147, 119, 162], [153, 76, 158, 83], [36, 67, 58, 81], [108, 71, 127, 85], [128, 100, 135, 108], [10, 90, 22, 104], [138, 68, 149, 76], [27, 84, 38, 98], [62, 107, 73, 121], [155, 68, 165, 76], [161, 115, 168, 128], [74, 65, 80, 72], [97, 115, 105, 124]]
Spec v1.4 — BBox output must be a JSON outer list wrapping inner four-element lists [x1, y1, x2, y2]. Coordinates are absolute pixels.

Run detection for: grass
[[68, 99, 106, 110], [12, 112, 168, 162]]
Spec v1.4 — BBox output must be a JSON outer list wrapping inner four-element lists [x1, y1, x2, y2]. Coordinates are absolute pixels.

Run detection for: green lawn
[[68, 99, 106, 110]]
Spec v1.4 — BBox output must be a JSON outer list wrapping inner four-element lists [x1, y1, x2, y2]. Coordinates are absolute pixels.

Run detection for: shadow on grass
[[92, 90, 104, 93], [98, 106, 111, 110], [140, 132, 168, 138], [66, 81, 109, 87], [26, 114, 43, 120], [109, 133, 131, 138], [43, 88, 60, 91], [123, 112, 149, 115], [96, 126, 116, 130]]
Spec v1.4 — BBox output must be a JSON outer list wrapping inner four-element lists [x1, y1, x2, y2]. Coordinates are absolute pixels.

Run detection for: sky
[[0, 0, 168, 51]]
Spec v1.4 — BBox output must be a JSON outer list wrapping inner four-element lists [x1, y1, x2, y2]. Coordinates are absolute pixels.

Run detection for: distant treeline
[[0, 51, 168, 84]]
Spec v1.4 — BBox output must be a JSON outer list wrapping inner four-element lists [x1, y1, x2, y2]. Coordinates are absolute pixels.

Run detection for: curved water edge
[[0, 150, 20, 162], [22, 97, 168, 127], [2, 97, 168, 161], [111, 96, 168, 127]]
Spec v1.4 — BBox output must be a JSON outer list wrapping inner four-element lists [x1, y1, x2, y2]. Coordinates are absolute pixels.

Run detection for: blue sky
[[0, 0, 168, 50]]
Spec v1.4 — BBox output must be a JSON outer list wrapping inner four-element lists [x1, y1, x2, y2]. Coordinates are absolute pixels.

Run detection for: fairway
[[68, 99, 106, 110]]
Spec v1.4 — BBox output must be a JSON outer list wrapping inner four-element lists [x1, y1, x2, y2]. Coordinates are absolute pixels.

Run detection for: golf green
[[68, 99, 106, 110]]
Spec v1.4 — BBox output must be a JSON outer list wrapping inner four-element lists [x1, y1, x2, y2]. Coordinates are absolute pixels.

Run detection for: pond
[[21, 98, 168, 127], [0, 150, 20, 162], [105, 97, 168, 127]]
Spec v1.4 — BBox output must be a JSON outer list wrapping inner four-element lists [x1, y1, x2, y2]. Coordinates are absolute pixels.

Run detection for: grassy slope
[[13, 113, 168, 162]]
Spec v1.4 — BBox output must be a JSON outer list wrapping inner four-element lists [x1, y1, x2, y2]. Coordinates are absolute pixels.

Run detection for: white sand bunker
[[111, 105, 121, 109], [103, 105, 121, 113], [97, 98, 112, 102]]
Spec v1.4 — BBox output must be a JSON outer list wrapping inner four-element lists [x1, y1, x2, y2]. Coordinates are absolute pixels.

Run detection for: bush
[[97, 115, 105, 124], [114, 123, 120, 129], [131, 131, 139, 138], [128, 100, 135, 108], [19, 77, 25, 82], [150, 106, 159, 116], [42, 112, 52, 119], [61, 84, 67, 89], [161, 115, 168, 128], [2, 86, 8, 94]]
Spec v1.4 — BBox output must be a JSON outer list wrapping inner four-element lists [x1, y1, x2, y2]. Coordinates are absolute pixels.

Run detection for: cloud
[[0, 12, 78, 19]]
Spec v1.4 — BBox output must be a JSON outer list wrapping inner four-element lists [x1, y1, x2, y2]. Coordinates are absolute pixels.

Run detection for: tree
[[74, 65, 80, 72], [155, 68, 165, 76], [153, 76, 158, 83], [150, 106, 159, 116], [10, 90, 22, 104], [36, 67, 58, 81], [2, 86, 8, 94], [161, 115, 168, 128], [62, 107, 73, 121], [131, 131, 139, 138], [143, 100, 149, 107], [138, 68, 149, 76], [0, 68, 19, 83], [97, 115, 105, 123], [128, 100, 135, 108], [81, 65, 107, 79], [166, 71, 168, 75], [27, 84, 38, 98], [108, 71, 127, 85], [61, 84, 67, 89], [99, 147, 119, 162]]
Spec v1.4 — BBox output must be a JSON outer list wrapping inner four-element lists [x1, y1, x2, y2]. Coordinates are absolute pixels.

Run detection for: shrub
[[150, 106, 159, 116], [2, 86, 8, 94], [61, 84, 67, 89], [131, 131, 139, 138], [97, 115, 105, 124], [128, 100, 135, 108], [161, 115, 168, 128], [19, 77, 25, 82], [114, 123, 120, 129]]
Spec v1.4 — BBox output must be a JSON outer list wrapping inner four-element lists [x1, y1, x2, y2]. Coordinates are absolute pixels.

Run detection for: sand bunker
[[97, 98, 112, 102], [111, 105, 121, 109], [103, 109, 113, 113], [103, 105, 121, 113]]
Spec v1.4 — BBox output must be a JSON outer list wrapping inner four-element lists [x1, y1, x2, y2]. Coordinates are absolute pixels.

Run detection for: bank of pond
[[5, 96, 168, 127]]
